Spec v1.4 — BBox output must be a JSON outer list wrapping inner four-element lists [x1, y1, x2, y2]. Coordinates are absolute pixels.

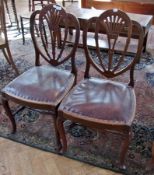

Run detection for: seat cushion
[[2, 65, 75, 106], [59, 78, 136, 126]]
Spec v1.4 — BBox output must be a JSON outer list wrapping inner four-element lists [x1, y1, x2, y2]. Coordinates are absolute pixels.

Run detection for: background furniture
[[0, 0, 19, 75], [62, 0, 78, 7], [66, 5, 153, 53], [4, 0, 20, 31], [57, 9, 144, 169], [2, 4, 80, 150], [81, 0, 154, 23], [20, 0, 55, 44], [28, 0, 54, 11]]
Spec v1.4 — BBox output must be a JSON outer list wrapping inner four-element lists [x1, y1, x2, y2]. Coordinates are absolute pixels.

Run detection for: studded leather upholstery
[[59, 78, 136, 126], [2, 65, 75, 106]]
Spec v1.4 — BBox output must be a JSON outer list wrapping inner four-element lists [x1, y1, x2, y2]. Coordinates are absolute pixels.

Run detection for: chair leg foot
[[1, 96, 16, 134], [69, 28, 73, 35], [53, 116, 62, 152], [56, 116, 67, 153], [20, 16, 25, 45], [62, 0, 65, 7], [2, 48, 11, 64], [119, 131, 132, 169], [6, 46, 19, 75]]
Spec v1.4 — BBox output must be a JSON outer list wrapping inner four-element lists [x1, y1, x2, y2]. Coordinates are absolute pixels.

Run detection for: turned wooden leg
[[20, 16, 26, 45], [69, 28, 73, 35], [6, 46, 19, 75], [11, 0, 20, 32], [119, 131, 132, 169], [53, 115, 62, 152], [32, 0, 35, 11], [29, 0, 31, 11], [2, 48, 11, 64], [62, 0, 65, 7], [1, 96, 16, 133], [4, 0, 12, 27], [152, 142, 154, 164], [143, 33, 148, 53], [56, 116, 67, 153], [146, 142, 154, 170]]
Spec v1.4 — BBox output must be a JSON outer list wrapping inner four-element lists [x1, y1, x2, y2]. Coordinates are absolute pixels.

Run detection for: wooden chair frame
[[57, 9, 144, 168], [2, 4, 80, 150], [0, 0, 19, 75]]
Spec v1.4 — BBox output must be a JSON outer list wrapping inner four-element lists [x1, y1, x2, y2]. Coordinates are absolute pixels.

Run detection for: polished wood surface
[[66, 5, 152, 53], [66, 5, 153, 30], [0, 137, 121, 175], [81, 0, 154, 26], [57, 9, 144, 169], [1, 4, 80, 153], [81, 0, 154, 23]]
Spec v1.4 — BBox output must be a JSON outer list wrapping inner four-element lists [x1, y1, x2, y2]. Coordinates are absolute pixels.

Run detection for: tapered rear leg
[[1, 96, 16, 133], [6, 46, 19, 75], [119, 131, 132, 169]]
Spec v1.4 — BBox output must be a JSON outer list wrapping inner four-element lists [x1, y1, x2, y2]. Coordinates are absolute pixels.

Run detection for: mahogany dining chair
[[1, 3, 80, 150], [57, 9, 144, 168]]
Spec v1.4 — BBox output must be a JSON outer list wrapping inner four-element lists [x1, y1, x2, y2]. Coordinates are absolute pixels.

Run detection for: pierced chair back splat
[[1, 4, 80, 150], [57, 9, 144, 168]]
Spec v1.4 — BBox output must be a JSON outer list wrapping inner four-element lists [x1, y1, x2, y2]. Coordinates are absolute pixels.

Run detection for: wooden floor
[[0, 137, 121, 175]]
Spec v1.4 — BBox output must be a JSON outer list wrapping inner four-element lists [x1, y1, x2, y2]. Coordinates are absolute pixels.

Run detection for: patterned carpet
[[0, 39, 154, 175]]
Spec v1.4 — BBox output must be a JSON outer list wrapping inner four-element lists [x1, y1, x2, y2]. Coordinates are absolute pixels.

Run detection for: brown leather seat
[[60, 78, 136, 125], [57, 9, 144, 168], [2, 66, 75, 106], [1, 4, 80, 150]]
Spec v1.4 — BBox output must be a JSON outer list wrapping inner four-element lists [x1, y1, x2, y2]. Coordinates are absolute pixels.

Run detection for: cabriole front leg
[[1, 95, 16, 133], [56, 115, 67, 153], [53, 112, 62, 152], [119, 129, 132, 170]]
